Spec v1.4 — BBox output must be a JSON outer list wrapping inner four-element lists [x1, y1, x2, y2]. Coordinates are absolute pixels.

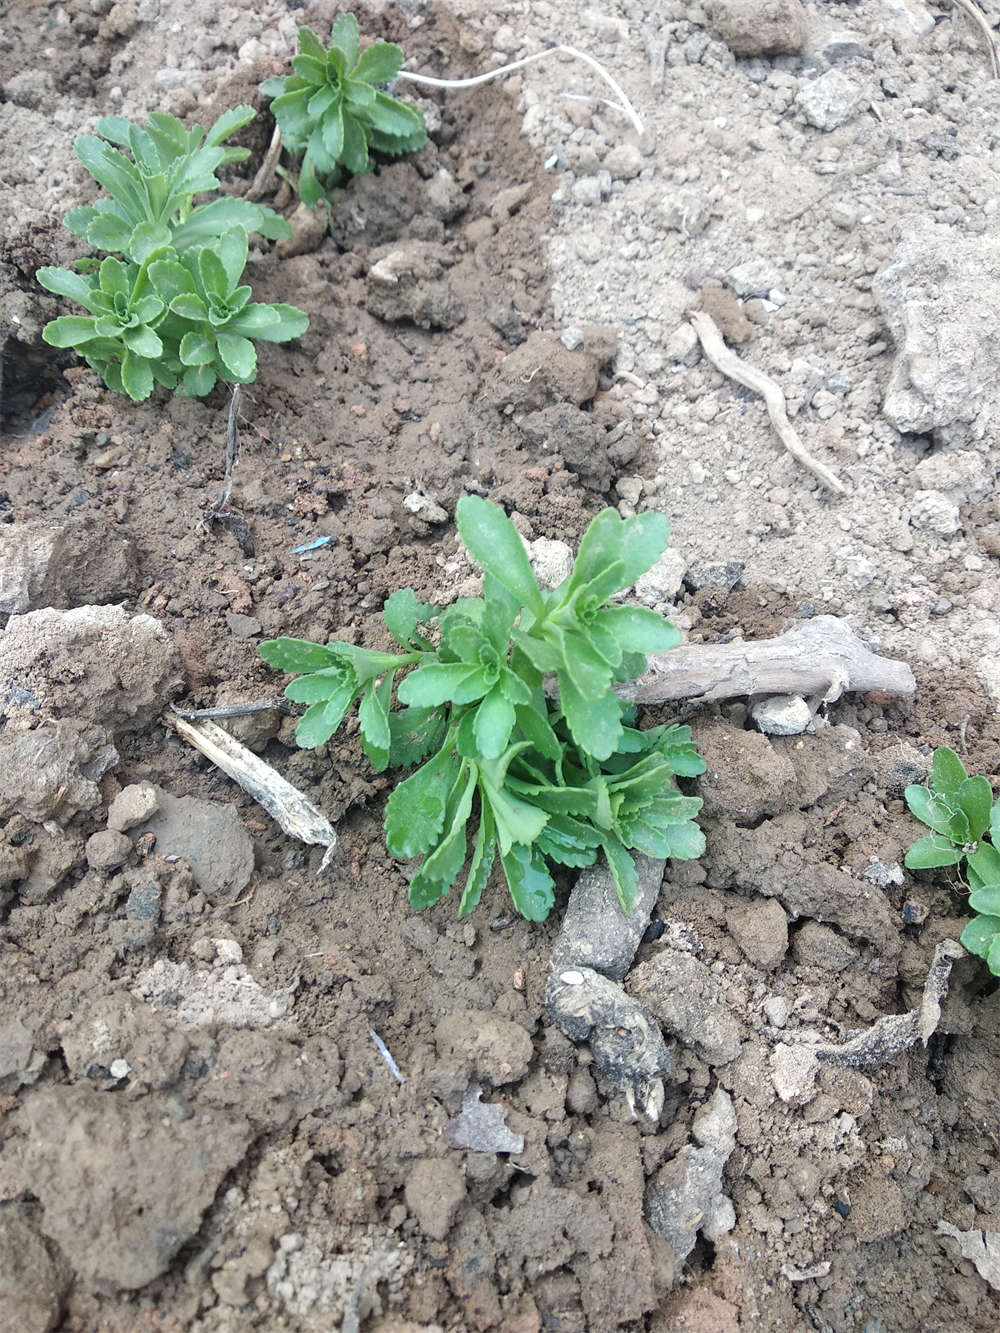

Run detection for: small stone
[[571, 175, 603, 207], [910, 490, 960, 537], [603, 143, 643, 180], [664, 322, 700, 364], [634, 549, 687, 606], [108, 782, 159, 832], [763, 996, 792, 1028], [125, 879, 162, 923], [726, 898, 788, 970], [829, 199, 858, 229], [527, 537, 574, 590], [913, 450, 993, 507], [224, 612, 262, 639], [751, 695, 812, 736], [704, 0, 808, 55], [561, 325, 584, 351], [771, 1043, 819, 1104], [863, 859, 904, 890], [85, 829, 132, 871], [658, 191, 712, 236], [682, 560, 743, 592], [404, 1158, 467, 1240], [109, 1058, 130, 1080], [798, 70, 865, 131], [403, 492, 449, 523], [728, 258, 783, 298], [792, 921, 858, 971]]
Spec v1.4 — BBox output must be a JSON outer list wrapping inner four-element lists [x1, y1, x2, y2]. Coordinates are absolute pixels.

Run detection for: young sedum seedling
[[36, 108, 308, 399], [262, 15, 427, 206], [261, 498, 705, 922], [904, 746, 1000, 972]]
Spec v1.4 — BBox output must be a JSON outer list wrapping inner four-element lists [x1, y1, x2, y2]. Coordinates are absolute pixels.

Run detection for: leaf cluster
[[260, 498, 705, 922], [261, 16, 427, 206], [904, 746, 1000, 972], [36, 108, 307, 399]]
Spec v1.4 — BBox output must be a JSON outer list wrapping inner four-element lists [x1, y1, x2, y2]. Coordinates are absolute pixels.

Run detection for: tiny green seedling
[[262, 16, 427, 207], [904, 745, 1000, 973], [261, 498, 705, 921], [36, 108, 308, 400]]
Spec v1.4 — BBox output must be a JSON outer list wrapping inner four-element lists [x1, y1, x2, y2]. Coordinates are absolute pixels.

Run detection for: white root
[[689, 310, 847, 496]]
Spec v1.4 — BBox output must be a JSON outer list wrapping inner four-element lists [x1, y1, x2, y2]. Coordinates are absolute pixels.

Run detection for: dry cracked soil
[[3, 0, 1000, 1329]]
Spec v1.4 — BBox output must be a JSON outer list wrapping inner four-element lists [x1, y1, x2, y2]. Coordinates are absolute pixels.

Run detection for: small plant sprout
[[261, 16, 427, 206], [904, 746, 1000, 973], [261, 498, 704, 922], [263, 18, 643, 208], [37, 108, 308, 400]]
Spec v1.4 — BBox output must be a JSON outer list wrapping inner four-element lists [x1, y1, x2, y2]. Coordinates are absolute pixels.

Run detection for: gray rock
[[552, 854, 665, 981], [726, 897, 788, 970], [20, 1084, 252, 1289], [107, 782, 159, 832], [910, 489, 961, 537], [727, 258, 782, 299], [0, 605, 183, 733], [571, 175, 603, 207], [603, 143, 643, 180], [422, 167, 467, 222], [0, 723, 108, 823], [527, 536, 574, 590], [0, 1018, 43, 1091], [704, 0, 807, 54], [875, 219, 1000, 445], [646, 1089, 737, 1267], [404, 1158, 467, 1240], [133, 789, 254, 900], [0, 1206, 69, 1333], [682, 560, 744, 592], [85, 829, 132, 871], [771, 1043, 820, 1104], [751, 694, 812, 736], [560, 325, 584, 351], [634, 548, 687, 606], [798, 69, 865, 130], [792, 920, 859, 971], [628, 948, 742, 1065], [0, 516, 138, 616], [913, 450, 993, 507], [658, 191, 712, 236], [403, 491, 449, 524]]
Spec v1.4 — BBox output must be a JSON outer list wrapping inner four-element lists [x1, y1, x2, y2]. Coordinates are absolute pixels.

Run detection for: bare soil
[[2, 1, 1000, 1330]]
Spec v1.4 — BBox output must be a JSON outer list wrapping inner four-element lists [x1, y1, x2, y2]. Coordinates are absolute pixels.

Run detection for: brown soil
[[2, 2, 1000, 1331]]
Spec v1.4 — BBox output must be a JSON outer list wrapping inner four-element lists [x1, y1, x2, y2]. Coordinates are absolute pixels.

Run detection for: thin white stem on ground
[[397, 44, 644, 137]]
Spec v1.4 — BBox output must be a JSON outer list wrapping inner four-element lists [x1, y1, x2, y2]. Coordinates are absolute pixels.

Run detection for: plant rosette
[[262, 14, 427, 206], [261, 497, 705, 922], [904, 745, 1000, 972]]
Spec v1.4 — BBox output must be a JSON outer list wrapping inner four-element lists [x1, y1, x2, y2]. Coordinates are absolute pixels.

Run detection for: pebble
[[107, 782, 159, 832], [750, 694, 812, 735], [703, 0, 808, 55], [728, 257, 783, 298], [603, 143, 643, 180], [683, 560, 744, 592], [403, 492, 449, 524], [85, 829, 132, 872], [634, 548, 687, 605], [763, 995, 792, 1028], [664, 322, 700, 365], [527, 537, 574, 590], [910, 489, 961, 537], [561, 325, 584, 351], [913, 450, 993, 507], [798, 70, 864, 131], [771, 1043, 819, 1104], [571, 175, 603, 207]]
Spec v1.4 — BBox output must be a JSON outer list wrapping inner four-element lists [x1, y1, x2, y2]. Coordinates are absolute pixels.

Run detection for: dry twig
[[946, 0, 1000, 78], [689, 310, 847, 496]]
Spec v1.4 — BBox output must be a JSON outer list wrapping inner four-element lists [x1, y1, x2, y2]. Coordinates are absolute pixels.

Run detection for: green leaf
[[74, 135, 146, 219], [149, 258, 197, 302], [560, 673, 622, 762], [321, 101, 345, 161], [398, 662, 480, 707], [229, 303, 308, 342], [215, 226, 249, 290], [958, 776, 993, 841], [205, 103, 256, 148], [388, 706, 446, 768], [499, 842, 555, 922], [43, 315, 101, 348], [170, 292, 209, 321], [308, 85, 338, 119], [411, 765, 477, 895], [331, 12, 361, 67], [283, 666, 354, 704], [961, 914, 1000, 961], [297, 25, 328, 62], [595, 605, 682, 654], [359, 673, 393, 772], [473, 686, 516, 760], [931, 746, 967, 796], [567, 509, 623, 594], [514, 703, 563, 763], [383, 587, 438, 648], [552, 626, 612, 701], [368, 92, 425, 141], [385, 744, 461, 858], [181, 363, 215, 396], [620, 511, 671, 587], [120, 350, 154, 401], [969, 883, 1000, 916], [36, 266, 100, 310], [296, 695, 354, 748], [128, 221, 171, 263], [258, 637, 341, 672], [988, 933, 1000, 978], [292, 53, 329, 85], [480, 779, 548, 856], [601, 835, 639, 914], [967, 841, 1000, 889], [215, 333, 257, 381], [339, 108, 370, 175], [268, 88, 314, 143], [122, 324, 163, 358], [904, 784, 968, 841], [298, 153, 326, 207], [455, 496, 544, 615], [665, 821, 706, 859], [353, 40, 404, 83], [86, 212, 135, 252], [132, 295, 164, 324], [903, 835, 963, 870], [344, 77, 375, 108], [198, 246, 231, 300], [459, 805, 497, 917], [179, 330, 215, 366]]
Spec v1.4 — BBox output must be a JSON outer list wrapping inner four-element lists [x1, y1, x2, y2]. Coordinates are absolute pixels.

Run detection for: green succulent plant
[[262, 15, 427, 206]]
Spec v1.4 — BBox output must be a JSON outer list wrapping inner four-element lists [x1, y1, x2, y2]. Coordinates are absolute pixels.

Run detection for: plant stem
[[397, 44, 644, 137]]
